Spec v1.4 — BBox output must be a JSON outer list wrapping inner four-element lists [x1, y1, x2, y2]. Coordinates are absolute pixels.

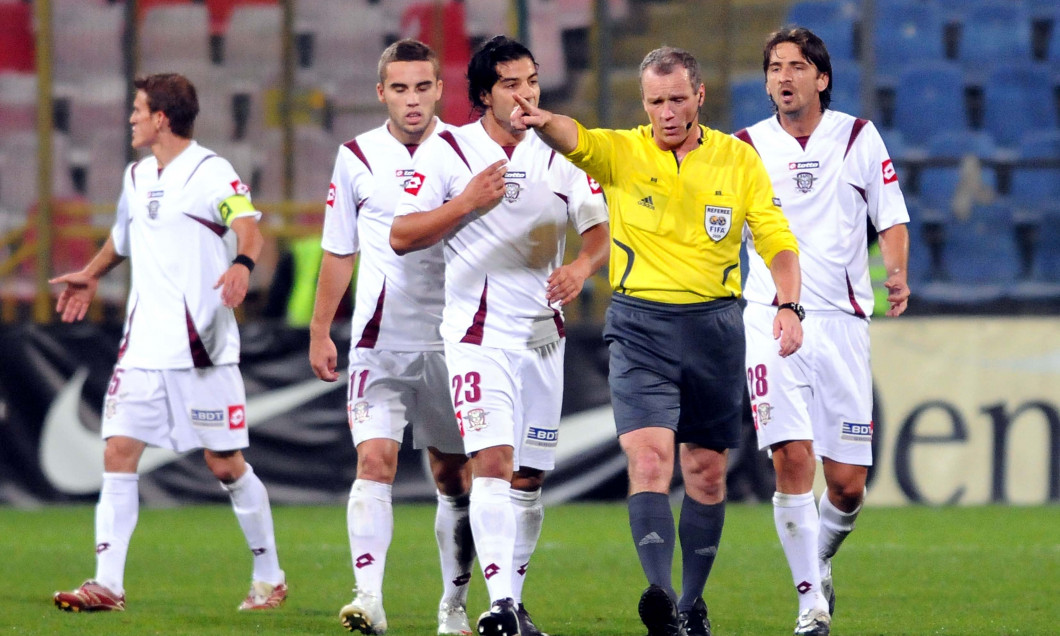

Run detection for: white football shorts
[[444, 339, 564, 471], [100, 364, 249, 452], [743, 302, 874, 466], [346, 349, 463, 454]]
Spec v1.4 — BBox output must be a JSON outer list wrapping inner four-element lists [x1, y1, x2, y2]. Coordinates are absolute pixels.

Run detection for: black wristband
[[232, 254, 255, 273], [777, 301, 805, 322]]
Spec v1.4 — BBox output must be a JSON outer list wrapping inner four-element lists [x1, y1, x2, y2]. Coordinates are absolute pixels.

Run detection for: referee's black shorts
[[603, 292, 745, 449]]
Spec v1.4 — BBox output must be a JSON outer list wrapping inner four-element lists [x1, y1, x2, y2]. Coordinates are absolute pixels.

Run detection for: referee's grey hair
[[638, 47, 703, 94]]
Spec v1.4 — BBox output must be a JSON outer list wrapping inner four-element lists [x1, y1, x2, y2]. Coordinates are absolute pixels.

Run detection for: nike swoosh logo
[[39, 368, 342, 494]]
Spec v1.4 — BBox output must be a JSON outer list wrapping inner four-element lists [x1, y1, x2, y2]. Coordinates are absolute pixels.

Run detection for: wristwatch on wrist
[[777, 301, 805, 322]]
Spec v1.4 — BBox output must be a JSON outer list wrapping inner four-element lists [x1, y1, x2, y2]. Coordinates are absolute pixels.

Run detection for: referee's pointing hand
[[511, 94, 550, 131]]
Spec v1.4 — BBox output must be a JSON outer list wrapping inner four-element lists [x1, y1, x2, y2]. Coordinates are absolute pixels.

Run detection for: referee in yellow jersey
[[512, 47, 802, 636]]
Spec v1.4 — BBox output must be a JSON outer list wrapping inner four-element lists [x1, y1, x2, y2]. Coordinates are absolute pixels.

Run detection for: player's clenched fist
[[458, 159, 507, 212]]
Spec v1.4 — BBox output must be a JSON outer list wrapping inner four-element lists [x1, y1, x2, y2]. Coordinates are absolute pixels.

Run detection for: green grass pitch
[[1, 503, 1056, 634]]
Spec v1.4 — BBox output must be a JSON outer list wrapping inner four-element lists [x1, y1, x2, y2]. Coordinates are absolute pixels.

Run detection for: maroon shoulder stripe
[[439, 131, 472, 171], [345, 139, 372, 174], [844, 118, 868, 159], [117, 302, 137, 362], [734, 129, 758, 154], [184, 154, 218, 188], [130, 160, 141, 189], [460, 280, 488, 345], [547, 149, 556, 169], [356, 281, 386, 349], [185, 304, 215, 368], [184, 213, 227, 238]]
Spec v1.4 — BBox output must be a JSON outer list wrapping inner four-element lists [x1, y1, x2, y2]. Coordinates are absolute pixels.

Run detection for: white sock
[[222, 464, 283, 585], [94, 472, 139, 595], [469, 477, 516, 603], [436, 490, 474, 606], [347, 479, 393, 597], [773, 491, 826, 613], [818, 489, 861, 569], [510, 487, 543, 605]]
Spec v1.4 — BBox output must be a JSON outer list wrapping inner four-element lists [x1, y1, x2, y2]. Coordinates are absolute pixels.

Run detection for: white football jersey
[[111, 141, 260, 369], [395, 120, 608, 349], [738, 110, 909, 316], [322, 118, 449, 351]]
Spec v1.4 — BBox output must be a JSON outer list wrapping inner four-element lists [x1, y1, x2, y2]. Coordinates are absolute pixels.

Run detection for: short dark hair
[[378, 38, 440, 84], [762, 26, 832, 112], [639, 47, 703, 94], [466, 35, 536, 113], [134, 73, 198, 139]]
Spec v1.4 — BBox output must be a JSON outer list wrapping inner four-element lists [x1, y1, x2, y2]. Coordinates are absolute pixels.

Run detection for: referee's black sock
[[677, 495, 725, 613], [628, 491, 676, 596]]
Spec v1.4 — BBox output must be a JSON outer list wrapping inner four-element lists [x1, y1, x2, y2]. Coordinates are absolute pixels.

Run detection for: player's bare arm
[[215, 215, 264, 308], [309, 251, 357, 382], [877, 222, 911, 317], [768, 249, 803, 357], [389, 159, 507, 255], [546, 221, 610, 306], [510, 94, 579, 154], [49, 236, 126, 323]]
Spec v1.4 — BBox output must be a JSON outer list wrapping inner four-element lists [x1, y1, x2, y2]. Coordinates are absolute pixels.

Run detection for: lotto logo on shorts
[[841, 421, 873, 442], [228, 405, 246, 430], [191, 409, 226, 428], [526, 427, 558, 448]]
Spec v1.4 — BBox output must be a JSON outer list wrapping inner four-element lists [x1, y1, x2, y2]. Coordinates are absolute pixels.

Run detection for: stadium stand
[[140, 3, 212, 75], [956, 1, 1034, 68], [872, 0, 946, 84], [981, 63, 1058, 150], [0, 1, 35, 73], [890, 61, 968, 147]]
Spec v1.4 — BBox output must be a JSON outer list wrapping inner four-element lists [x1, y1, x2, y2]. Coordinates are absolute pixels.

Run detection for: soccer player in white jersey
[[308, 39, 475, 636], [50, 73, 285, 613], [391, 35, 610, 636], [735, 27, 911, 636]]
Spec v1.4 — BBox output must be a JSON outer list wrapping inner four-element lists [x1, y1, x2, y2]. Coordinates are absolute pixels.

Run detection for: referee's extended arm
[[511, 94, 579, 154]]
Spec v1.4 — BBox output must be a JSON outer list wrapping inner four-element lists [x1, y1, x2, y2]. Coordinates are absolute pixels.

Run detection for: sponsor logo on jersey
[[788, 161, 820, 170], [503, 181, 521, 202], [638, 195, 655, 210], [147, 200, 160, 219], [349, 400, 370, 427], [465, 408, 488, 432], [587, 175, 602, 194], [403, 172, 425, 195], [504, 171, 526, 179], [526, 426, 558, 447], [190, 408, 226, 428], [230, 180, 250, 196], [326, 182, 336, 207], [841, 420, 873, 442], [147, 189, 164, 199], [228, 404, 246, 430], [704, 205, 732, 242], [794, 171, 815, 193], [882, 158, 898, 184]]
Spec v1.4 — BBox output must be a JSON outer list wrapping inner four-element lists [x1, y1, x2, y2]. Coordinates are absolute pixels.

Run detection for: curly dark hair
[[466, 35, 537, 113]]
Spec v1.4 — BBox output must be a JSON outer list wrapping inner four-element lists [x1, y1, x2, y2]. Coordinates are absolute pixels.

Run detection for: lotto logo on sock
[[797, 580, 813, 594], [96, 542, 110, 554], [228, 405, 246, 430], [355, 553, 375, 569], [483, 563, 500, 580], [517, 562, 529, 576], [453, 573, 471, 587]]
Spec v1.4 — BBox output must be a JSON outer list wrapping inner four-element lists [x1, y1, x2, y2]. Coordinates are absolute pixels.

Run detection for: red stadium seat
[[0, 2, 35, 72], [205, 0, 278, 36]]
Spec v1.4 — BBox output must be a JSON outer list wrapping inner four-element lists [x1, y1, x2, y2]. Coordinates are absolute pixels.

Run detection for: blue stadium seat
[[957, 1, 1033, 67], [873, 0, 945, 82], [1010, 129, 1060, 213], [1010, 209, 1060, 301], [785, 0, 858, 28], [729, 73, 770, 132], [810, 17, 856, 62], [919, 204, 1021, 305], [982, 63, 1058, 149], [917, 130, 998, 213], [828, 58, 862, 116], [891, 61, 969, 146]]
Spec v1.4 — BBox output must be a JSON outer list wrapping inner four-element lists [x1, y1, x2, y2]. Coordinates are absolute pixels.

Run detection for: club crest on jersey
[[466, 408, 488, 432], [403, 172, 425, 195], [395, 169, 416, 190], [504, 182, 521, 202], [794, 172, 815, 193], [147, 199, 160, 219], [230, 180, 250, 196], [704, 205, 732, 242], [326, 182, 336, 207]]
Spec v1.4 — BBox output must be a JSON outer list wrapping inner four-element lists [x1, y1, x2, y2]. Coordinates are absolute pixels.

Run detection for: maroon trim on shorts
[[552, 307, 566, 338]]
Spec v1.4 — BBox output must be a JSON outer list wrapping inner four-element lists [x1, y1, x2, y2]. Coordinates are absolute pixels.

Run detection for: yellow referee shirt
[[567, 121, 798, 304]]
